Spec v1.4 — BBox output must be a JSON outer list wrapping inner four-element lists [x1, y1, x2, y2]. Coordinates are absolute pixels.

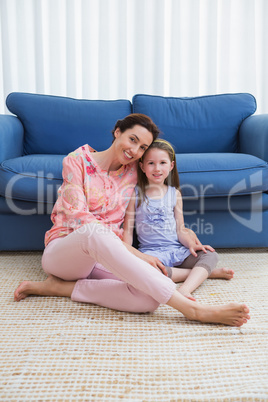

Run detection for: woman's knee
[[137, 299, 160, 313], [78, 222, 120, 241], [143, 298, 160, 313], [127, 286, 160, 313], [42, 235, 96, 280], [76, 223, 124, 256]]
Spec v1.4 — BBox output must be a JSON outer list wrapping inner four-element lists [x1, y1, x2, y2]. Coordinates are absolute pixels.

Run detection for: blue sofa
[[0, 92, 267, 251]]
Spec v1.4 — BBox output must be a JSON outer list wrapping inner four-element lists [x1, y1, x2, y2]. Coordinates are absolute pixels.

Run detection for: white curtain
[[0, 0, 267, 114]]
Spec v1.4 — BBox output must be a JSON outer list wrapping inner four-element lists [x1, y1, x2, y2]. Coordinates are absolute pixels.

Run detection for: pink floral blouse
[[45, 144, 137, 246]]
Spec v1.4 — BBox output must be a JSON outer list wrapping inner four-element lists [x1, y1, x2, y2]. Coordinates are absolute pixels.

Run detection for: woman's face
[[114, 125, 153, 165]]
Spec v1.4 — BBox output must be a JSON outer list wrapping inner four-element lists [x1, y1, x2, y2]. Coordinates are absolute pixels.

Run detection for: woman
[[14, 114, 250, 326]]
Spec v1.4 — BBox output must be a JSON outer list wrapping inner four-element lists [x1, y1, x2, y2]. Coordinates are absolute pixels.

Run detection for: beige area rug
[[0, 249, 267, 402]]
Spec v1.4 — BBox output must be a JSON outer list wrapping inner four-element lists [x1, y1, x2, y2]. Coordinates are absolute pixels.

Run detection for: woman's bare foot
[[14, 275, 76, 302], [209, 267, 234, 280], [167, 291, 250, 326], [193, 302, 250, 326]]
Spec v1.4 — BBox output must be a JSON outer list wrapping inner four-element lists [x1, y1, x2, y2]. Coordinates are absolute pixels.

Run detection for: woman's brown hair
[[112, 113, 160, 142]]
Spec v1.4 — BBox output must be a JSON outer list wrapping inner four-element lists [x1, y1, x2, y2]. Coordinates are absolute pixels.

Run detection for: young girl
[[123, 139, 234, 301]]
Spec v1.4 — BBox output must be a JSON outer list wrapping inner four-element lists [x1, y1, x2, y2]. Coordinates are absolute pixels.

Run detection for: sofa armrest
[[239, 114, 268, 162], [0, 115, 24, 163]]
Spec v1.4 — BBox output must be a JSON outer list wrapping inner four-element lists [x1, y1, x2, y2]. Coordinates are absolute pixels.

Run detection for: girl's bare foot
[[14, 275, 76, 302], [209, 267, 234, 280], [178, 288, 196, 302], [193, 302, 250, 326]]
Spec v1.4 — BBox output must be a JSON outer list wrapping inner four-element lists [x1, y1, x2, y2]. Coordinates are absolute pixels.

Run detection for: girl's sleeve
[[53, 152, 99, 230]]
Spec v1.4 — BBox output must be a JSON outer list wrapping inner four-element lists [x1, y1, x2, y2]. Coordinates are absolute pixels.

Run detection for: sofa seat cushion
[[178, 153, 268, 198], [0, 153, 267, 206], [133, 93, 256, 153], [0, 196, 54, 215], [0, 155, 64, 203], [1, 193, 268, 216], [6, 92, 132, 155], [183, 193, 268, 213]]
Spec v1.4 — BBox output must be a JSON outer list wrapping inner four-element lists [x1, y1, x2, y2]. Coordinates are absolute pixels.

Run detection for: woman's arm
[[122, 193, 136, 245], [174, 189, 214, 256], [122, 240, 168, 276], [52, 152, 101, 230]]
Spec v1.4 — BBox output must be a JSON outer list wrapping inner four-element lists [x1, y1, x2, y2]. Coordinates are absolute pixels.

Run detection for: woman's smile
[[123, 150, 133, 160]]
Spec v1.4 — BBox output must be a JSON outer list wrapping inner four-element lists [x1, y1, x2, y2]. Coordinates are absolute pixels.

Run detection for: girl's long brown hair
[[137, 140, 180, 208]]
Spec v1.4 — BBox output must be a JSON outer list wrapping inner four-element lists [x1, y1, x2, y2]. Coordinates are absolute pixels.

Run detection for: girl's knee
[[196, 250, 219, 275], [209, 250, 219, 266], [205, 250, 219, 273]]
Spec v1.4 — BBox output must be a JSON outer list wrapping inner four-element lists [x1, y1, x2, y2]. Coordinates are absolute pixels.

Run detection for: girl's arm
[[174, 189, 214, 256], [174, 189, 193, 247]]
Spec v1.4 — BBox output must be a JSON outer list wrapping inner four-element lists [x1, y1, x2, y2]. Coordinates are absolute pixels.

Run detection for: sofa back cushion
[[132, 93, 256, 153], [6, 93, 132, 155]]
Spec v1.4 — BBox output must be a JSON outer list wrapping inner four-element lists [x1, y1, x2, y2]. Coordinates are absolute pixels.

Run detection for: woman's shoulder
[[67, 144, 96, 158], [63, 144, 97, 166]]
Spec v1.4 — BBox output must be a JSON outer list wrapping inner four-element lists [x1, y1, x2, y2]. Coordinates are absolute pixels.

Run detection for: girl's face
[[114, 125, 153, 165], [139, 148, 174, 185]]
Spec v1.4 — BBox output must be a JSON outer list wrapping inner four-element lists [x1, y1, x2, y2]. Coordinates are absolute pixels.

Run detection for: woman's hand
[[122, 241, 168, 276], [140, 253, 168, 276]]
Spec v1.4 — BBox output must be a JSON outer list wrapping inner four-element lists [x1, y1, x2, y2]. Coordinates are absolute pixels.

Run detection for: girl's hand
[[141, 254, 168, 276], [188, 242, 215, 257], [179, 228, 215, 257]]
